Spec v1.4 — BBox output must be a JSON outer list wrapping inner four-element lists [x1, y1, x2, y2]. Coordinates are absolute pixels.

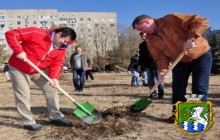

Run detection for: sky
[[0, 0, 219, 29]]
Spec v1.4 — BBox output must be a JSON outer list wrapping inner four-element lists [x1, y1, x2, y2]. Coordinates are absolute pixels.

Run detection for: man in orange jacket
[[6, 27, 76, 131], [132, 13, 212, 123]]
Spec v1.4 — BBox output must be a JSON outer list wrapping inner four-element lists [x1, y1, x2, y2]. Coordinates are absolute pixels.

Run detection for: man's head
[[132, 15, 156, 34], [75, 46, 82, 54], [53, 27, 77, 47]]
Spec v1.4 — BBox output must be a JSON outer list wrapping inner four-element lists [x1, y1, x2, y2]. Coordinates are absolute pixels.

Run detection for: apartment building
[[0, 9, 118, 55]]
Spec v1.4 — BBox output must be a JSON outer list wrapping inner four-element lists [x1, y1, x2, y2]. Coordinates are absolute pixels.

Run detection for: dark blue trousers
[[73, 69, 86, 90], [172, 50, 212, 104]]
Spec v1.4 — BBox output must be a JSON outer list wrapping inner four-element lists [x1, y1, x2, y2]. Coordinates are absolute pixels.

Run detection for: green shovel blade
[[73, 102, 101, 124], [130, 96, 152, 113]]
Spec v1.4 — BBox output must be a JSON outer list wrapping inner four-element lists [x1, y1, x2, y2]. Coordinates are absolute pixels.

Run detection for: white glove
[[16, 52, 27, 61], [50, 79, 59, 88], [158, 72, 167, 82], [183, 39, 195, 52]]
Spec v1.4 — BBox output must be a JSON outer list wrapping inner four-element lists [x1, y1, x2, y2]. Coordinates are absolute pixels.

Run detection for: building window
[[33, 15, 37, 19], [25, 21, 29, 26], [87, 23, 91, 28], [110, 24, 115, 27], [9, 21, 13, 25], [40, 21, 47, 26], [68, 24, 76, 27], [101, 18, 105, 22], [80, 18, 83, 21], [59, 23, 67, 27], [24, 15, 29, 19], [33, 21, 37, 24], [17, 16, 21, 19], [72, 18, 77, 23], [41, 27, 48, 29], [51, 15, 58, 19], [94, 18, 98, 22], [110, 28, 116, 34], [109, 18, 115, 22], [87, 18, 91, 21], [78, 34, 83, 38], [17, 21, 21, 25], [0, 16, 5, 19]]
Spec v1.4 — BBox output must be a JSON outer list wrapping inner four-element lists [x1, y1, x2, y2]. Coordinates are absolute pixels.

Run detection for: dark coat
[[128, 54, 139, 70], [3, 64, 9, 72], [138, 41, 156, 71], [69, 52, 92, 71]]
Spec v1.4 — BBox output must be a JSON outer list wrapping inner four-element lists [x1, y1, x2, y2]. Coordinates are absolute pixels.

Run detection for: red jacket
[[5, 27, 68, 79]]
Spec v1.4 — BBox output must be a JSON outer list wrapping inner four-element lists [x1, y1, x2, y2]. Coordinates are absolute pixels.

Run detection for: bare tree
[[106, 25, 141, 68], [91, 25, 118, 70]]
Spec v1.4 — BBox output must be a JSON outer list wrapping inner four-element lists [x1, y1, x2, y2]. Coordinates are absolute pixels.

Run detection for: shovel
[[115, 65, 147, 82], [25, 58, 101, 124], [130, 51, 185, 113]]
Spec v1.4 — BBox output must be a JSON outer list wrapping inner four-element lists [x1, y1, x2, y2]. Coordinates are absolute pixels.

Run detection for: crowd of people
[[2, 12, 212, 131]]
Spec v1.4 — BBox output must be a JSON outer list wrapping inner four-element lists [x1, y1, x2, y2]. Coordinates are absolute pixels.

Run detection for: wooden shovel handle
[[149, 51, 185, 94], [25, 58, 76, 102], [115, 65, 147, 82]]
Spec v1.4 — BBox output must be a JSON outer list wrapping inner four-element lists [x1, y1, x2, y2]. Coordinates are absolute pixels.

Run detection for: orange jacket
[[144, 13, 210, 72]]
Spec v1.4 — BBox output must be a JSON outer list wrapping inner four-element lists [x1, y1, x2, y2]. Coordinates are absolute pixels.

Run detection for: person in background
[[132, 13, 212, 123], [70, 46, 93, 92], [3, 62, 10, 81], [5, 26, 76, 131], [128, 51, 140, 86], [86, 69, 94, 80], [138, 36, 164, 99]]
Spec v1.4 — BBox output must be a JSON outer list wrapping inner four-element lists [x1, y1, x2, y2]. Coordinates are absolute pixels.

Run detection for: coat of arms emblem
[[174, 94, 214, 136]]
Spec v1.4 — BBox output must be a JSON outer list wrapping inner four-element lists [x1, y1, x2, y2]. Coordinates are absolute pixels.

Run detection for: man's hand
[[183, 39, 195, 53], [50, 79, 59, 88], [158, 72, 167, 82], [16, 52, 27, 61], [87, 67, 93, 70]]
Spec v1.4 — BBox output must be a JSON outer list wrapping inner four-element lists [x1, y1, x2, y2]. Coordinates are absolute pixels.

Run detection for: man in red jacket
[[5, 27, 76, 131]]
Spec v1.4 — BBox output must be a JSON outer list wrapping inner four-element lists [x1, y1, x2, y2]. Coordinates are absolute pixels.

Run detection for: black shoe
[[78, 89, 83, 92], [74, 87, 79, 91], [157, 93, 164, 99], [163, 115, 175, 123], [149, 91, 157, 99], [50, 118, 72, 127], [143, 84, 148, 87], [24, 124, 42, 131]]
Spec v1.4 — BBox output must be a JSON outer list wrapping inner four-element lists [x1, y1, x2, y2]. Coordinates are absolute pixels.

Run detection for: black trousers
[[86, 70, 94, 80]]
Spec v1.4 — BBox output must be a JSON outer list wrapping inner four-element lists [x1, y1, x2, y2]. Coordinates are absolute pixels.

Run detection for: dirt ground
[[0, 71, 220, 140]]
